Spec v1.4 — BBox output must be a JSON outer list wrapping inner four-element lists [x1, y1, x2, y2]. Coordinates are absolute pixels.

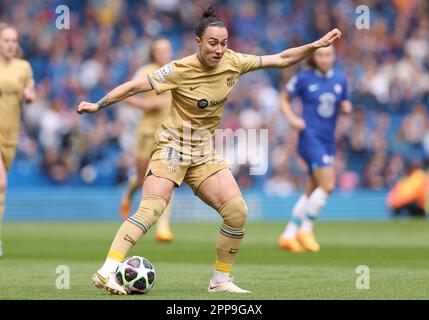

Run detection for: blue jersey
[[285, 69, 349, 171], [285, 69, 348, 142]]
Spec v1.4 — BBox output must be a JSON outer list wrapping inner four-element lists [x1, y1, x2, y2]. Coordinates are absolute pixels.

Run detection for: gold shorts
[[0, 142, 17, 171], [147, 142, 229, 194]]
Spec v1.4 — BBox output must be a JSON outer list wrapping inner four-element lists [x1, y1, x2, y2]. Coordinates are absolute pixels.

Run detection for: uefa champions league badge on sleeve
[[161, 64, 173, 77]]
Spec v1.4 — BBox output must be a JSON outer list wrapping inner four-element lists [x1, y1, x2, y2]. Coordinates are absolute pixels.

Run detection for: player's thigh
[[196, 168, 242, 211], [143, 143, 188, 202], [142, 174, 175, 202], [311, 166, 336, 193]]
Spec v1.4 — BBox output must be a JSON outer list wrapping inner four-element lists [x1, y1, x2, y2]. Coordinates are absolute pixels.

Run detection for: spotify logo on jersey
[[197, 99, 209, 109]]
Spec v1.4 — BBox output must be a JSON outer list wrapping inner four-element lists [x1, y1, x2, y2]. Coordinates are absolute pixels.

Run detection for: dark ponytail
[[195, 5, 226, 38]]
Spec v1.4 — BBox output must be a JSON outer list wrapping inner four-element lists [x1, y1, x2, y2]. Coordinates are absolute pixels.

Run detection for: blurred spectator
[[264, 168, 296, 197]]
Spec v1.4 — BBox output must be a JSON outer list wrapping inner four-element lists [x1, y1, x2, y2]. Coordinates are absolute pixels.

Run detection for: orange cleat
[[297, 231, 320, 252], [156, 229, 174, 242], [119, 197, 131, 219], [278, 235, 304, 252]]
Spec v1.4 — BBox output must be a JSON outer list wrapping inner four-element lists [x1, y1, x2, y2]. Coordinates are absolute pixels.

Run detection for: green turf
[[0, 220, 428, 299]]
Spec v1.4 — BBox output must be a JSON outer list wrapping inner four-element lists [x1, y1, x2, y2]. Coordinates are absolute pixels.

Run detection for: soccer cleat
[[91, 270, 127, 295], [208, 278, 250, 293], [156, 229, 174, 242], [119, 197, 131, 219], [278, 235, 304, 252], [297, 231, 320, 252]]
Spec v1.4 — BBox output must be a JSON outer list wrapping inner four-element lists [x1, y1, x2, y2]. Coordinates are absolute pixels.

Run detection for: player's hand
[[341, 101, 353, 114], [290, 117, 306, 132], [76, 101, 99, 114], [315, 28, 341, 48], [23, 87, 36, 103]]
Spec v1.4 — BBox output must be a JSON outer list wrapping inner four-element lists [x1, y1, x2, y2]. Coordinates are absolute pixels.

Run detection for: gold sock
[[215, 224, 245, 272], [107, 220, 144, 262], [107, 195, 167, 261], [214, 196, 248, 272]]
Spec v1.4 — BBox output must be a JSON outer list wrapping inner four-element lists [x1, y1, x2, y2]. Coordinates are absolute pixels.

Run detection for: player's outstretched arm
[[125, 95, 168, 111], [279, 90, 306, 131], [260, 28, 341, 69], [76, 77, 154, 114]]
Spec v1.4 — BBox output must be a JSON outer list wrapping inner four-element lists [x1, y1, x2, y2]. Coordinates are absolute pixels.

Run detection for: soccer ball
[[115, 256, 156, 294]]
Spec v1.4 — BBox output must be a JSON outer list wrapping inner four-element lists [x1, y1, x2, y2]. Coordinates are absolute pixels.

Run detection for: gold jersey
[[134, 63, 171, 136], [0, 58, 34, 145], [147, 49, 261, 156]]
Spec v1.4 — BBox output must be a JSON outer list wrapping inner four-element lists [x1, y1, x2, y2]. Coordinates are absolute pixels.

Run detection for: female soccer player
[[119, 37, 175, 242], [278, 46, 352, 253], [77, 6, 342, 294], [0, 23, 35, 257]]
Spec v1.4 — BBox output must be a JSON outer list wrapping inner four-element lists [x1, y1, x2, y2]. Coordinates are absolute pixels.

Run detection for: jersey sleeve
[[147, 62, 184, 95], [24, 61, 35, 88], [284, 73, 303, 98], [232, 51, 262, 75]]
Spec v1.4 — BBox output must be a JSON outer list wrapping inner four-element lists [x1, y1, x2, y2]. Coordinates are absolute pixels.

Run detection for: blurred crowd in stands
[[2, 0, 429, 195]]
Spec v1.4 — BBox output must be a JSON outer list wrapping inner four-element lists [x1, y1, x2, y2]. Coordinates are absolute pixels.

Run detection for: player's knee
[[132, 195, 168, 230], [218, 196, 248, 229], [320, 182, 335, 194], [319, 177, 335, 194]]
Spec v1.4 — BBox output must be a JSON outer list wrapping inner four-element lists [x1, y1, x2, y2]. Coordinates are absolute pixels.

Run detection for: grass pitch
[[0, 220, 428, 300]]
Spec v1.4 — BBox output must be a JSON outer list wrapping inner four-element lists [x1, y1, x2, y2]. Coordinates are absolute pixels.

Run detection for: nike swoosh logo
[[209, 285, 218, 290], [190, 86, 200, 91], [96, 273, 109, 284]]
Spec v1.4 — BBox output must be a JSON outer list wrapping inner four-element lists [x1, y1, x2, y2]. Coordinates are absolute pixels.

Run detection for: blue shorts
[[298, 132, 336, 173]]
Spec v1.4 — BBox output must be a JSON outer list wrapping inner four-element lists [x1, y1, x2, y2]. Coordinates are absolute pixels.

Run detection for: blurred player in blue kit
[[278, 46, 352, 252]]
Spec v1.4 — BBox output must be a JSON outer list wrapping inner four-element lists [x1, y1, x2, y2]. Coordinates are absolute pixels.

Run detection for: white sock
[[283, 194, 308, 239], [299, 188, 328, 233], [213, 270, 230, 284], [300, 219, 314, 233], [101, 258, 120, 274]]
